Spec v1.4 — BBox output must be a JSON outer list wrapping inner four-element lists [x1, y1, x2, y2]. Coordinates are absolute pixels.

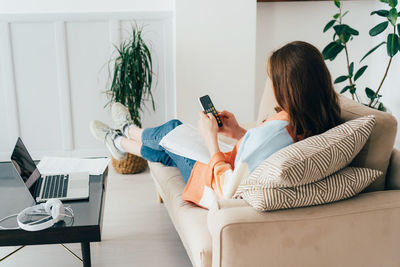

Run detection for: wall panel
[[11, 22, 62, 152], [67, 21, 111, 151], [0, 12, 174, 160], [0, 77, 9, 152]]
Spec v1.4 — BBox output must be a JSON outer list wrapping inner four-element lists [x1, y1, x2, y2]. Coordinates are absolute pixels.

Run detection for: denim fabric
[[140, 119, 196, 183]]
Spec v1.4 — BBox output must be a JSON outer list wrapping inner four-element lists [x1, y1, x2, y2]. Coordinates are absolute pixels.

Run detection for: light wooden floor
[[0, 165, 191, 267]]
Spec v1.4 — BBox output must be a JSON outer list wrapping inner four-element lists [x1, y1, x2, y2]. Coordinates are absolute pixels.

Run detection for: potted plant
[[322, 0, 399, 111], [106, 25, 155, 174]]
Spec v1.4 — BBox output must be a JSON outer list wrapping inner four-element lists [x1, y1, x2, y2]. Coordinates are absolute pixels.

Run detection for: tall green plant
[[107, 25, 155, 127], [322, 0, 399, 111], [322, 0, 362, 102], [363, 0, 399, 109]]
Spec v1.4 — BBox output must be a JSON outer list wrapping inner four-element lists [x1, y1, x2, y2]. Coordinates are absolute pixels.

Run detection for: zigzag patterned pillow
[[235, 167, 382, 211], [247, 115, 375, 188]]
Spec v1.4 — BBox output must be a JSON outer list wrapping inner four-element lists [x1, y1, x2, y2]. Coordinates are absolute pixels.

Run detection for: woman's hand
[[217, 110, 247, 140], [198, 111, 220, 155]]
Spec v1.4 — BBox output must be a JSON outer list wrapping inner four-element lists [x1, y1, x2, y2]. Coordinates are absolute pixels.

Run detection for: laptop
[[10, 137, 90, 202]]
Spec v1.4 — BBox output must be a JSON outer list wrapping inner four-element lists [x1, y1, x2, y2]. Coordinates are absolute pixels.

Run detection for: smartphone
[[199, 95, 223, 127]]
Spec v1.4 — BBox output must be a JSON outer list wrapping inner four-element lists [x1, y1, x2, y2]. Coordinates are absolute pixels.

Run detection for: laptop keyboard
[[42, 174, 69, 199]]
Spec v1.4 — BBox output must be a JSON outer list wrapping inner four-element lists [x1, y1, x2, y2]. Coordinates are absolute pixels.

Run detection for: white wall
[[0, 0, 174, 13], [1, 0, 260, 161], [176, 0, 257, 125], [256, 1, 400, 148], [0, 1, 175, 160]]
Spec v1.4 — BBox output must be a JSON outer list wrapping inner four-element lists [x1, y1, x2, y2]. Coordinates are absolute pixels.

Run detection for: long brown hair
[[268, 41, 341, 141]]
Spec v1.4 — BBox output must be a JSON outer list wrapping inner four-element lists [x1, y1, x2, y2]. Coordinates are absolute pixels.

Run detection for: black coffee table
[[0, 161, 108, 267]]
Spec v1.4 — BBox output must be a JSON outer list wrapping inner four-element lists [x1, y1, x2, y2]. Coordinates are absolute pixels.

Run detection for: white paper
[[159, 124, 234, 164], [37, 157, 110, 175]]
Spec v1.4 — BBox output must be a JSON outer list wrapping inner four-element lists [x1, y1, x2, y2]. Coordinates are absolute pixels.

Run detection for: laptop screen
[[11, 138, 41, 196]]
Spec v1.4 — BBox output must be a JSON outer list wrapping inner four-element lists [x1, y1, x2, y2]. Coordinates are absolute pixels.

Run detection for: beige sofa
[[148, 84, 400, 267]]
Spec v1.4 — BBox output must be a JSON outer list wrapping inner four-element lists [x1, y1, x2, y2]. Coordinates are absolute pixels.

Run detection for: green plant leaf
[[334, 0, 341, 8], [361, 41, 386, 61], [388, 8, 398, 25], [349, 62, 354, 76], [365, 87, 376, 99], [390, 0, 398, 7], [322, 42, 345, 60], [354, 66, 368, 81], [398, 23, 400, 33], [378, 102, 387, 111], [333, 25, 346, 35], [347, 26, 359, 36], [324, 20, 336, 32], [369, 21, 389, 36], [334, 75, 348, 84], [343, 10, 349, 18], [333, 13, 340, 19], [371, 10, 390, 17], [349, 85, 356, 94], [387, 33, 400, 56], [341, 85, 352, 94], [340, 32, 351, 43], [334, 24, 359, 37]]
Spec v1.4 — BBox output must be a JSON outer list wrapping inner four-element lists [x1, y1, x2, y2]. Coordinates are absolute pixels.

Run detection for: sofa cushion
[[148, 162, 212, 267], [235, 167, 382, 211], [247, 116, 375, 188]]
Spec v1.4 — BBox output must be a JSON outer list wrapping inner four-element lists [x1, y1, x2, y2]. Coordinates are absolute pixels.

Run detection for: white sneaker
[[111, 102, 133, 133], [89, 120, 127, 160]]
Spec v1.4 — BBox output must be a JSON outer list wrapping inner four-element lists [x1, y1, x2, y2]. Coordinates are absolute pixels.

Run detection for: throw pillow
[[235, 167, 382, 211], [248, 115, 375, 188]]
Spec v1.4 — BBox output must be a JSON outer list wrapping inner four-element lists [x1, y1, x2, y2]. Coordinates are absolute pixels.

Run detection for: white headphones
[[0, 199, 74, 231]]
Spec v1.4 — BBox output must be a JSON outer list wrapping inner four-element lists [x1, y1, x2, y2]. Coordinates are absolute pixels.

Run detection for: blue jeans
[[140, 119, 196, 183]]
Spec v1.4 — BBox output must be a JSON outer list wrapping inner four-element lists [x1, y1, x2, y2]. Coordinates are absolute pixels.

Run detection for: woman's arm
[[217, 110, 246, 140], [198, 111, 221, 156]]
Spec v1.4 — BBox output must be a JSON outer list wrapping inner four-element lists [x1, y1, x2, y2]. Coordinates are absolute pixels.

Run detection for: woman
[[90, 41, 341, 209]]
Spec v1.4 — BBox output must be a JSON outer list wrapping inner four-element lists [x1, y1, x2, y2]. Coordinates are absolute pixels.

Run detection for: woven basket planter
[[111, 153, 147, 174]]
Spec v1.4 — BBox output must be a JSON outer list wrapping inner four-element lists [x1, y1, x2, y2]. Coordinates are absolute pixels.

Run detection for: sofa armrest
[[207, 191, 400, 267], [386, 149, 400, 190]]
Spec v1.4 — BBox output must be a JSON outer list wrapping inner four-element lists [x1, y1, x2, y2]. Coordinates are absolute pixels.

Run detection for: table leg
[[81, 242, 91, 267]]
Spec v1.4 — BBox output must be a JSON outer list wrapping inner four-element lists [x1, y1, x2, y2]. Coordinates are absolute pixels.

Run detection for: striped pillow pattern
[[235, 167, 382, 211], [247, 115, 376, 188]]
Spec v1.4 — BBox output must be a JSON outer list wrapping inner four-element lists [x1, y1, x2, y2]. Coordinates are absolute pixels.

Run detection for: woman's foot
[[111, 102, 143, 140], [111, 102, 133, 134], [90, 120, 127, 160]]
